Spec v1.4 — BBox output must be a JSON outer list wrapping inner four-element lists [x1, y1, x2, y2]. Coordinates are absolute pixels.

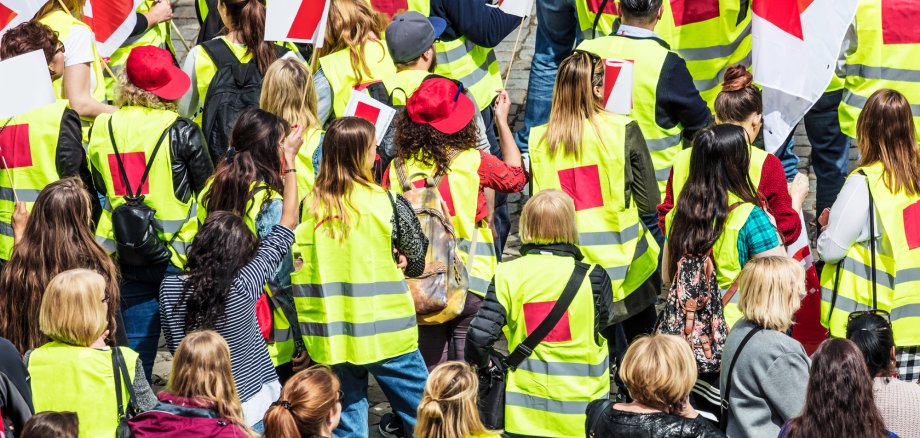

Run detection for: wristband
[[284, 169, 297, 174]]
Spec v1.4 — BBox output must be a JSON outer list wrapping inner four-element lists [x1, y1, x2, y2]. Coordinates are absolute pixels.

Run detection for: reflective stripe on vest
[[318, 43, 398, 118], [29, 342, 138, 438], [820, 163, 920, 346], [291, 184, 416, 365], [387, 148, 497, 297], [89, 107, 198, 268], [0, 101, 69, 260], [496, 255, 609, 437], [576, 36, 684, 197], [529, 112, 660, 301], [840, 0, 920, 139]]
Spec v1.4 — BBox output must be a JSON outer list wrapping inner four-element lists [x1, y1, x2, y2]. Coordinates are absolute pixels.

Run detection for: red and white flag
[[265, 0, 330, 47], [343, 89, 396, 145], [368, 0, 407, 19], [493, 0, 533, 18], [83, 0, 144, 57], [0, 0, 43, 38], [752, 0, 857, 152], [787, 212, 826, 355], [602, 58, 633, 115]]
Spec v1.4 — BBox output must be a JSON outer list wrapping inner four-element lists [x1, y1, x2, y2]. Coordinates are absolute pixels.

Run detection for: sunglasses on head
[[848, 308, 891, 324]]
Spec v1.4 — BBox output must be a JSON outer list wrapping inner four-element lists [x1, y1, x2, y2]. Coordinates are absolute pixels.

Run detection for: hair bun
[[721, 64, 753, 92]]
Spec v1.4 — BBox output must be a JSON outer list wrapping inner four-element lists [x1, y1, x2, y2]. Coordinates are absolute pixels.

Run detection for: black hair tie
[[226, 147, 237, 163], [271, 400, 293, 410]]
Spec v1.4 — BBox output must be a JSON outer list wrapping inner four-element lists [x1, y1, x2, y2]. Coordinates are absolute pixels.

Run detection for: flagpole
[[1, 157, 18, 203], [503, 15, 527, 89], [146, 0, 192, 52]]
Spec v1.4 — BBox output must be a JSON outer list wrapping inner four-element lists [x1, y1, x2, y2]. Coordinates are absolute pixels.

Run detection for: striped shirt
[[159, 225, 295, 424]]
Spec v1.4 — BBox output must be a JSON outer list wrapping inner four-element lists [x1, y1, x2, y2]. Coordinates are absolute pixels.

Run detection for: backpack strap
[[720, 325, 762, 432], [200, 38, 242, 68], [859, 169, 879, 310], [386, 190, 401, 263], [505, 261, 591, 370], [108, 117, 172, 199], [149, 402, 221, 419]]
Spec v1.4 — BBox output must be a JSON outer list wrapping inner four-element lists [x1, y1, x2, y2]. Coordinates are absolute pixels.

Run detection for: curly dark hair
[[392, 109, 480, 174], [0, 21, 59, 62]]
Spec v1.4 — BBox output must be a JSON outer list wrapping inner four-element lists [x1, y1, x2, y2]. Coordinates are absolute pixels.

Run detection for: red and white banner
[[752, 0, 857, 152], [0, 50, 55, 118], [83, 0, 144, 57], [0, 0, 43, 38], [368, 0, 407, 19], [265, 0, 330, 46], [788, 212, 826, 355], [493, 0, 533, 18], [602, 58, 633, 115], [343, 89, 396, 145]]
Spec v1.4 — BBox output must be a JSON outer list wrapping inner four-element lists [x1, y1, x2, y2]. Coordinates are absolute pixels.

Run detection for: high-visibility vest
[[318, 42, 398, 119], [654, 0, 752, 109], [407, 0, 503, 111], [497, 255, 609, 437], [294, 128, 324, 198], [88, 107, 198, 268], [670, 144, 768, 201], [839, 0, 920, 139], [29, 342, 138, 438], [291, 184, 417, 365], [575, 0, 618, 40], [820, 163, 920, 346], [387, 148, 497, 297], [0, 101, 70, 260], [577, 36, 686, 197], [529, 112, 659, 304], [105, 3, 175, 102], [382, 69, 430, 106]]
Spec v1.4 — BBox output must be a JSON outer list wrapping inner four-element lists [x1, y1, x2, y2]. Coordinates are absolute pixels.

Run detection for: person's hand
[[282, 124, 305, 165], [493, 89, 511, 127], [291, 351, 311, 372], [789, 173, 809, 211], [395, 251, 408, 271], [818, 208, 831, 231], [91, 330, 110, 349], [145, 0, 173, 25], [12, 201, 28, 239]]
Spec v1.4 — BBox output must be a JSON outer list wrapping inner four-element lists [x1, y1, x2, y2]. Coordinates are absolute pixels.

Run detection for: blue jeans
[[482, 106, 510, 258], [514, 0, 578, 153], [120, 262, 179, 383], [331, 350, 428, 437], [774, 133, 800, 182], [804, 90, 850, 214]]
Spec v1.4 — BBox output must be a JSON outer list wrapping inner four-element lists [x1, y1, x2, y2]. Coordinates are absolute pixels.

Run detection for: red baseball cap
[[125, 45, 190, 101], [406, 77, 476, 135]]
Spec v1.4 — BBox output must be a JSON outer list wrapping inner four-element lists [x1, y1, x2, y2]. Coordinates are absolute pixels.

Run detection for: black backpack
[[199, 39, 289, 163]]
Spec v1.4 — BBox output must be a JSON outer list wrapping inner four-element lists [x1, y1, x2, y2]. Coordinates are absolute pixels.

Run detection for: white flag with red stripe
[[602, 58, 634, 115], [492, 0, 533, 17], [0, 0, 43, 38], [343, 89, 396, 146], [83, 0, 144, 58], [787, 212, 826, 354], [265, 0, 329, 47], [752, 0, 857, 152]]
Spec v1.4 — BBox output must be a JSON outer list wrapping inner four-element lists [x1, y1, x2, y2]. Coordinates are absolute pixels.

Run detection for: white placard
[[265, 0, 330, 47], [495, 0, 533, 17], [603, 58, 634, 116], [343, 89, 397, 146], [0, 50, 55, 119]]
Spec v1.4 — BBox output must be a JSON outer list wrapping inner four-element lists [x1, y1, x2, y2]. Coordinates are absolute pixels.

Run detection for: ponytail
[[219, 0, 276, 75], [262, 366, 341, 438], [263, 404, 300, 438]]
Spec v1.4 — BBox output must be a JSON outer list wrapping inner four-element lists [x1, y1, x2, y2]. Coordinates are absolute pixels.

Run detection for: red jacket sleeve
[[759, 154, 802, 245], [657, 171, 675, 233], [477, 151, 527, 193]]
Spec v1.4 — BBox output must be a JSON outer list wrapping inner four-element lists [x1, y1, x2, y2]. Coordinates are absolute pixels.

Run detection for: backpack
[[391, 155, 470, 325], [199, 40, 289, 163], [656, 252, 729, 373]]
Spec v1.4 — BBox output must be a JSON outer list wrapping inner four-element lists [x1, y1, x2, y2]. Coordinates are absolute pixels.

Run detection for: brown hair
[[315, 0, 389, 84], [856, 89, 920, 196], [0, 21, 60, 62], [263, 366, 341, 438], [217, 0, 276, 75], [519, 190, 579, 245], [619, 334, 696, 411], [541, 51, 605, 157], [786, 339, 888, 438], [20, 411, 79, 438], [0, 178, 119, 354], [714, 64, 761, 124], [415, 361, 496, 438]]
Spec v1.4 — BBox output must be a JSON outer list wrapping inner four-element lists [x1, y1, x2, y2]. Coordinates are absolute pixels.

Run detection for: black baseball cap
[[385, 11, 446, 64]]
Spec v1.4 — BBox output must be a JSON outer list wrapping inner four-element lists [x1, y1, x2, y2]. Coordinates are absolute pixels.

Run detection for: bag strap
[[719, 326, 762, 432], [108, 117, 173, 198], [506, 261, 591, 370], [200, 38, 243, 67], [268, 287, 306, 353], [386, 191, 401, 263], [592, 0, 611, 38], [112, 347, 138, 419], [858, 169, 879, 310]]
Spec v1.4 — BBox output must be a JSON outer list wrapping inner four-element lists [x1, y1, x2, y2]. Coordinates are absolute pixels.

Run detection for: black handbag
[[112, 347, 139, 438], [476, 261, 590, 430]]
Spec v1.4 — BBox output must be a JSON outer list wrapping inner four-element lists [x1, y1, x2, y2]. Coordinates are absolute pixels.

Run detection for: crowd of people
[[0, 0, 919, 437]]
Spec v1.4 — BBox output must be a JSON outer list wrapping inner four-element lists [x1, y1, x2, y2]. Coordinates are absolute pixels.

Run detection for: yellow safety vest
[[39, 11, 107, 105], [575, 0, 618, 39], [0, 101, 71, 260], [291, 184, 417, 365], [105, 3, 175, 102], [577, 36, 685, 197], [497, 255, 609, 437], [839, 0, 920, 139], [820, 163, 920, 346], [408, 0, 503, 111], [382, 69, 430, 106], [387, 148, 497, 297], [318, 42, 398, 119], [29, 342, 138, 438], [294, 128, 324, 199], [88, 107, 198, 268], [529, 112, 659, 307]]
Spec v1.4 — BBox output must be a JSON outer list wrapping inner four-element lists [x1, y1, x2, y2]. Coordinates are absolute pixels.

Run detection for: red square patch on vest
[[882, 0, 920, 44], [0, 124, 33, 169], [558, 165, 604, 211], [904, 201, 920, 250], [669, 0, 720, 27], [587, 0, 618, 14], [523, 301, 572, 343], [412, 176, 456, 217], [107, 152, 150, 196]]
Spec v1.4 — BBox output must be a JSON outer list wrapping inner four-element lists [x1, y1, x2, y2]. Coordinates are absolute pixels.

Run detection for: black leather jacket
[[91, 117, 213, 203], [586, 400, 725, 438]]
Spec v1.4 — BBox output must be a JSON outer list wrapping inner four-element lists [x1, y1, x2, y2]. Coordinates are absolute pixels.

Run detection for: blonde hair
[[415, 362, 496, 438], [519, 190, 579, 245], [541, 51, 605, 157], [115, 71, 177, 111], [263, 366, 341, 438], [619, 334, 697, 411], [315, 0, 389, 84], [167, 330, 256, 437], [36, 0, 85, 20], [260, 58, 320, 132], [39, 269, 107, 347], [737, 256, 805, 332]]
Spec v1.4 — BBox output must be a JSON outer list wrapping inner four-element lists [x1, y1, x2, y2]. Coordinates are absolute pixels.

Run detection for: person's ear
[[593, 85, 604, 100], [890, 345, 897, 368], [423, 47, 435, 62], [657, 5, 664, 20]]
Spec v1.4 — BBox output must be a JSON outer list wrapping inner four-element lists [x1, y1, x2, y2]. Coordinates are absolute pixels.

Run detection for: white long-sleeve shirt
[[816, 173, 885, 263]]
